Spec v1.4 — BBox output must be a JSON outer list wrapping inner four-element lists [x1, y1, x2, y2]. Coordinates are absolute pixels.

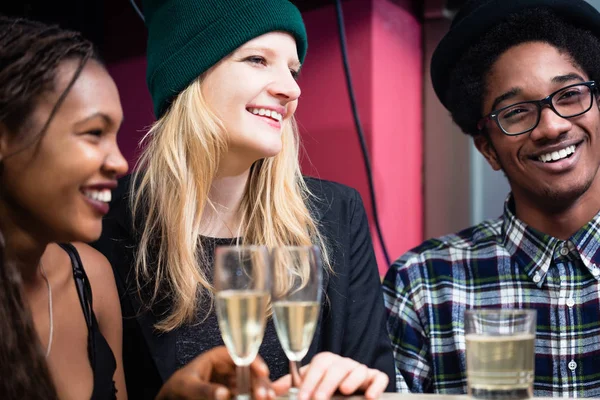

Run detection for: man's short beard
[[495, 150, 595, 214], [537, 181, 593, 213]]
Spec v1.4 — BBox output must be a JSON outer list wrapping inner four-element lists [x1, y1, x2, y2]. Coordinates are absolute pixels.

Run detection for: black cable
[[127, 0, 392, 265], [334, 0, 392, 267]]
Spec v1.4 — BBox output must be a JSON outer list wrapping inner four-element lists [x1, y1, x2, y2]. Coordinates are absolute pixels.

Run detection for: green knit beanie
[[142, 0, 308, 118]]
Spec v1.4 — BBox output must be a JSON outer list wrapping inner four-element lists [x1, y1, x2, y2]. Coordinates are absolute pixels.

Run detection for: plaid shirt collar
[[501, 194, 600, 287]]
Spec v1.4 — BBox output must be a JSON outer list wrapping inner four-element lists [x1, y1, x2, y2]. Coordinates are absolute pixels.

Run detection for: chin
[[244, 146, 281, 161], [260, 149, 282, 159], [68, 224, 102, 244], [259, 143, 283, 158], [538, 182, 593, 210]]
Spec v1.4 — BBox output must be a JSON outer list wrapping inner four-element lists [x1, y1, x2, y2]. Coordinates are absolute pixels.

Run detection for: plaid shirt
[[383, 196, 600, 397]]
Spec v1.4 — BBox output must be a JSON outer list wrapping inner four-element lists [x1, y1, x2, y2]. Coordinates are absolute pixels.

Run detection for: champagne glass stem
[[289, 359, 302, 398], [237, 365, 251, 400]]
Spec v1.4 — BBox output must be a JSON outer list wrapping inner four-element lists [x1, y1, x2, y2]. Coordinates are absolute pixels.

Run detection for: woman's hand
[[272, 352, 389, 400], [156, 346, 275, 400]]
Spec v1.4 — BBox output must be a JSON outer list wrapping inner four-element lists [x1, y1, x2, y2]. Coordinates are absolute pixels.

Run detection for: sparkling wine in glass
[[271, 246, 323, 398], [214, 245, 270, 400]]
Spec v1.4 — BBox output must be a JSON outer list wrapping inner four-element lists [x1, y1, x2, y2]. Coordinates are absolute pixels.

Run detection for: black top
[[59, 243, 117, 400], [93, 175, 396, 399], [176, 237, 289, 379]]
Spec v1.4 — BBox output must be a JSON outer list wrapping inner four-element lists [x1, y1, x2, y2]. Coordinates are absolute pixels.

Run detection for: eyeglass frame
[[476, 81, 598, 136]]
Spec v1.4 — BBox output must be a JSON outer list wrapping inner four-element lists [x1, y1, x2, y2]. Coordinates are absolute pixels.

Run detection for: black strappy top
[[59, 243, 117, 400]]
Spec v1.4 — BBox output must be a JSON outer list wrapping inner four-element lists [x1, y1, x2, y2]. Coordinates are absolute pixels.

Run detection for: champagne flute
[[271, 246, 323, 398], [214, 245, 271, 400]]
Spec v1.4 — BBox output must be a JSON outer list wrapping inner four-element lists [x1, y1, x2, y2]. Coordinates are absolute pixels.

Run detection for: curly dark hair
[[446, 7, 600, 136], [0, 15, 99, 399]]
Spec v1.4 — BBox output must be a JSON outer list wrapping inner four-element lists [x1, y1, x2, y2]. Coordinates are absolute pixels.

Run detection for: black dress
[[59, 243, 117, 400], [93, 175, 396, 399]]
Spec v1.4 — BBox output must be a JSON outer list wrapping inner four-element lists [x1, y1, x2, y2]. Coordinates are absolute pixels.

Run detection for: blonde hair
[[132, 77, 330, 331]]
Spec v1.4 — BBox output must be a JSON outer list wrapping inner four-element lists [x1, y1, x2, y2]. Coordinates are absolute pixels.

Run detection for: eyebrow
[[240, 46, 301, 69], [551, 73, 586, 84], [490, 73, 588, 111], [73, 112, 118, 130], [491, 88, 521, 112]]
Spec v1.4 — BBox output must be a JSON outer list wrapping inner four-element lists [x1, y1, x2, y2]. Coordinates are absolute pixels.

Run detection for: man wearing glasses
[[383, 0, 600, 396]]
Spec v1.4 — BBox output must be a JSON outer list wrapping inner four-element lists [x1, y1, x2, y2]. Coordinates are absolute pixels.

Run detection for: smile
[[537, 144, 576, 163], [82, 189, 112, 203], [247, 107, 283, 122]]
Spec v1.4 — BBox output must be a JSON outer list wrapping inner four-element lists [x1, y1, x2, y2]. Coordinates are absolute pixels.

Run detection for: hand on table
[[273, 352, 389, 400]]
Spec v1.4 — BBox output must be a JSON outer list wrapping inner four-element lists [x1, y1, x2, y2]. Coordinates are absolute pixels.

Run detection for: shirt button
[[560, 247, 569, 256], [569, 360, 577, 371], [533, 273, 541, 283], [566, 298, 575, 307], [593, 267, 600, 277]]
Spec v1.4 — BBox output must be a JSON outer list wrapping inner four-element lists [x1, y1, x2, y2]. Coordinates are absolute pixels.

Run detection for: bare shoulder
[[72, 242, 113, 281]]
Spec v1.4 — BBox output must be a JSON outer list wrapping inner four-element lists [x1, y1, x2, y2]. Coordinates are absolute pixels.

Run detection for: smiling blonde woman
[[94, 0, 397, 398]]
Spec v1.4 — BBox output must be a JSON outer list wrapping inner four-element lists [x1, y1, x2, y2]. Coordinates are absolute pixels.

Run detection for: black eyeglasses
[[477, 81, 597, 136]]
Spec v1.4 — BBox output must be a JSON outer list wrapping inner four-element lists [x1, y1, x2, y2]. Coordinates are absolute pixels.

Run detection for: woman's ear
[[474, 133, 502, 171]]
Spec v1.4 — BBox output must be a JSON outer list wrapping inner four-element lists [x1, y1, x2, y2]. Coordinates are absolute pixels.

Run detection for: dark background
[[0, 0, 467, 62]]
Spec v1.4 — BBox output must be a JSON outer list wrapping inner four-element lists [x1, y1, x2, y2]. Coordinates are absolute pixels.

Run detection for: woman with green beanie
[[94, 0, 397, 398]]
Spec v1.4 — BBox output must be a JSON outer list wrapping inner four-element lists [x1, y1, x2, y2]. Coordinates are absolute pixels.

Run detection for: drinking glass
[[465, 309, 537, 400], [214, 245, 271, 400], [271, 245, 323, 398]]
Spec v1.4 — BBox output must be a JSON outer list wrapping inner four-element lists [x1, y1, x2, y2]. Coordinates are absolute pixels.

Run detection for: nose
[[529, 106, 572, 142], [268, 67, 301, 103], [103, 141, 129, 177]]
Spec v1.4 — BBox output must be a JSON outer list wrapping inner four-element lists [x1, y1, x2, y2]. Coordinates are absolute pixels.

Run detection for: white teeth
[[559, 149, 567, 159], [538, 145, 576, 163], [248, 108, 283, 122], [83, 189, 111, 203]]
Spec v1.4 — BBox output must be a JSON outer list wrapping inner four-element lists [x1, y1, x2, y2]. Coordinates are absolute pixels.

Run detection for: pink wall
[[108, 0, 422, 273], [296, 0, 423, 271], [372, 0, 422, 269]]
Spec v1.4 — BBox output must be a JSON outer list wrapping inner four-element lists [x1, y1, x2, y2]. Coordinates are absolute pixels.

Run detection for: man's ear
[[474, 133, 502, 171]]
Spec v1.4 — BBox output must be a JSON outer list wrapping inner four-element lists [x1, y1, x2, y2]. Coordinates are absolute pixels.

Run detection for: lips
[[82, 193, 110, 215], [247, 108, 283, 130], [247, 107, 283, 122], [82, 189, 111, 203], [80, 182, 117, 215], [530, 142, 582, 173]]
